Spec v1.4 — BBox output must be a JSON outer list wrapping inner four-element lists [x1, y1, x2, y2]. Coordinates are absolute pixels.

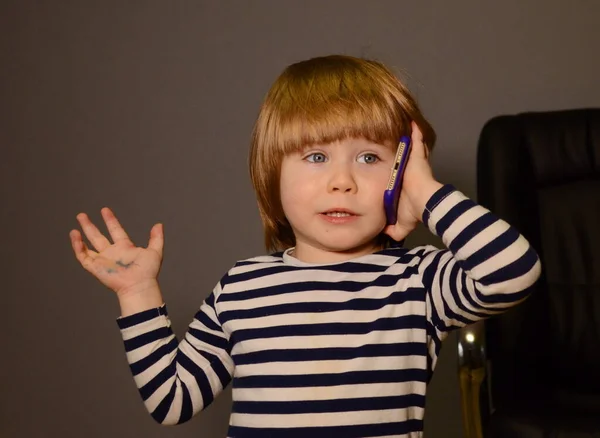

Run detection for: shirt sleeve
[[417, 184, 542, 333], [116, 281, 234, 425]]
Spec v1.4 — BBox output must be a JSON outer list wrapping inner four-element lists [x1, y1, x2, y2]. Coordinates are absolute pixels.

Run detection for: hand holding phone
[[383, 136, 412, 225]]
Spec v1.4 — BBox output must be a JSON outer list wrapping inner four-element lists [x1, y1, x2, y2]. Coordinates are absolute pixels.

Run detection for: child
[[70, 55, 541, 437]]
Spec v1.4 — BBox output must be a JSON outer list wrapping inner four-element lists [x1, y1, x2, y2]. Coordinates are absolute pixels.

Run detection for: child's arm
[[383, 122, 541, 332], [70, 208, 232, 425], [417, 184, 541, 332], [116, 283, 233, 425]]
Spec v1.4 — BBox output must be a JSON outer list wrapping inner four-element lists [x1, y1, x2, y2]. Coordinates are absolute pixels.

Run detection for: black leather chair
[[458, 109, 600, 438]]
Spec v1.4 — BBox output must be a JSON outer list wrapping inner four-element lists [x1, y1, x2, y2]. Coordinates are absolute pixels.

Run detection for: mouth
[[320, 208, 359, 218]]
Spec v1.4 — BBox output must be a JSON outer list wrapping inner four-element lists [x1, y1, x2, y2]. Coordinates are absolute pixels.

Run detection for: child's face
[[280, 137, 395, 263]]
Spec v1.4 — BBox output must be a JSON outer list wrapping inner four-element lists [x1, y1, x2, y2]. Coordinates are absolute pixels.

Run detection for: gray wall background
[[2, 1, 599, 437]]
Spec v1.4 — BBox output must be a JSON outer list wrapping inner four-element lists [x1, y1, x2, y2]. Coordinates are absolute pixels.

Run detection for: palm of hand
[[70, 207, 164, 296], [88, 244, 162, 295]]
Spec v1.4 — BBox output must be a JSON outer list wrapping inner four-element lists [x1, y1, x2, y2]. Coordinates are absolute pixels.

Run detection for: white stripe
[[120, 314, 170, 341], [163, 379, 183, 425], [219, 277, 422, 313], [177, 362, 206, 414], [471, 233, 529, 278], [234, 381, 426, 402], [426, 191, 467, 234], [126, 333, 175, 365], [180, 338, 231, 394], [444, 205, 488, 249], [223, 301, 426, 330], [142, 361, 176, 414], [454, 219, 510, 266], [233, 328, 427, 355], [226, 269, 397, 295], [235, 354, 428, 377], [476, 258, 542, 295], [231, 406, 425, 428]]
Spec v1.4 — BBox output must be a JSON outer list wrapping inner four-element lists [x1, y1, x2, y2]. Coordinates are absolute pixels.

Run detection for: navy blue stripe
[[219, 273, 416, 304], [124, 326, 172, 352], [474, 283, 532, 305], [448, 212, 497, 254], [422, 251, 447, 331], [129, 337, 177, 376], [449, 264, 490, 320], [423, 184, 456, 228], [435, 199, 475, 237], [233, 368, 428, 388], [193, 308, 221, 332], [438, 263, 480, 328], [188, 327, 229, 351], [222, 287, 424, 323], [232, 393, 425, 415], [453, 264, 484, 314], [116, 304, 167, 329], [177, 347, 215, 407], [184, 340, 232, 388], [435, 254, 453, 331], [212, 357, 232, 389], [462, 227, 520, 272], [227, 419, 424, 438], [150, 378, 177, 423], [233, 315, 426, 344], [479, 246, 540, 287], [427, 320, 442, 357], [234, 260, 266, 267], [140, 357, 176, 400], [426, 321, 441, 382], [178, 380, 193, 424], [233, 342, 426, 365], [233, 262, 390, 283]]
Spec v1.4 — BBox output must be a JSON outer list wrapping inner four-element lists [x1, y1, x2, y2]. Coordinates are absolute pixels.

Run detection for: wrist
[[117, 279, 164, 317], [411, 179, 444, 222]]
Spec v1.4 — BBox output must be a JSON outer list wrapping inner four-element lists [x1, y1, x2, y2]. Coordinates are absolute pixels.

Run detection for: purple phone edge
[[384, 136, 412, 225]]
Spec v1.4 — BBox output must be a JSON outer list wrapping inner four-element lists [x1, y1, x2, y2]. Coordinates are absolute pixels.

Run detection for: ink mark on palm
[[106, 260, 135, 274], [116, 260, 134, 269]]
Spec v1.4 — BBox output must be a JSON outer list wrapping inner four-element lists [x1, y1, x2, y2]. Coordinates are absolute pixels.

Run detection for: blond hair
[[249, 54, 436, 252]]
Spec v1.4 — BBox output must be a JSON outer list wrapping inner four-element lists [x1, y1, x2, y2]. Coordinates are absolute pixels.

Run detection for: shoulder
[[217, 252, 287, 288], [381, 244, 444, 264]]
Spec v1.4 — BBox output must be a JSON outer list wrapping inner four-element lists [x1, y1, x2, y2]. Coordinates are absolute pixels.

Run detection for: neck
[[290, 240, 384, 264]]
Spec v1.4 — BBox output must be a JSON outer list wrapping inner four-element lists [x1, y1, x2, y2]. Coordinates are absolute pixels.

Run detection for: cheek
[[361, 168, 390, 195], [281, 177, 313, 213], [279, 164, 314, 217]]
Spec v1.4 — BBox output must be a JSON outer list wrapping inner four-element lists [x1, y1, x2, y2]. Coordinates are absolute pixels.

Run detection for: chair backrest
[[477, 109, 600, 414]]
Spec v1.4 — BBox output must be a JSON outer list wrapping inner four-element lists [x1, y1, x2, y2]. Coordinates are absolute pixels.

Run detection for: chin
[[315, 234, 380, 254]]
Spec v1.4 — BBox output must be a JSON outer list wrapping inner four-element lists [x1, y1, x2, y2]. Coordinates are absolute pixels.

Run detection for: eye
[[358, 153, 379, 164], [305, 152, 327, 163]]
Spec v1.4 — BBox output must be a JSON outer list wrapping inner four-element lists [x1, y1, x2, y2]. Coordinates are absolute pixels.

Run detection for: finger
[[76, 213, 112, 252], [410, 121, 428, 160], [101, 208, 133, 245], [411, 121, 424, 143], [383, 223, 410, 242], [147, 223, 164, 258], [70, 229, 99, 271]]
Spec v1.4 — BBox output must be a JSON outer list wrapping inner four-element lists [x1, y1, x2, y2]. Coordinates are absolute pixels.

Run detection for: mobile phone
[[383, 135, 412, 225]]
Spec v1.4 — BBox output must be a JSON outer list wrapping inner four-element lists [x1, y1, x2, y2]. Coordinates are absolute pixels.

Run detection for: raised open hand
[[70, 208, 164, 297]]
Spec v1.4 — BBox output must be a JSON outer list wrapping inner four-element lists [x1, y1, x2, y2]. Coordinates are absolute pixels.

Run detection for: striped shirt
[[116, 185, 541, 437]]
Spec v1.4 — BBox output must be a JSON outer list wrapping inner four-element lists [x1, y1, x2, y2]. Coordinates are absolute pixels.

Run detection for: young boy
[[70, 54, 541, 437]]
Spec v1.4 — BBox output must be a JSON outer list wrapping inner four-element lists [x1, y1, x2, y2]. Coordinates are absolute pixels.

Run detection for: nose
[[327, 163, 358, 194]]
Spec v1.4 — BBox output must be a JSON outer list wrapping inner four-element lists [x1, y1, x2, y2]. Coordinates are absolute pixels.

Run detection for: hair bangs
[[270, 61, 412, 155]]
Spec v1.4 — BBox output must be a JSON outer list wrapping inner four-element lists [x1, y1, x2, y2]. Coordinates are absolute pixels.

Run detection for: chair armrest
[[458, 321, 487, 438]]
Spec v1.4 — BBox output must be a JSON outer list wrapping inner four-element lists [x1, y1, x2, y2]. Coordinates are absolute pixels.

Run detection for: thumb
[[147, 223, 164, 257]]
